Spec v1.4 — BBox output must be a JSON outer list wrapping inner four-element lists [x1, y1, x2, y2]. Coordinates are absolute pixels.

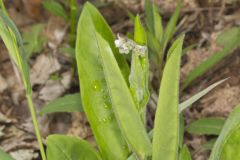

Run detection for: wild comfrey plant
[[1, 1, 240, 160]]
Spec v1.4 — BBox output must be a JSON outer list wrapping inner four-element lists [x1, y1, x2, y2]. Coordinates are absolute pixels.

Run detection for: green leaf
[[82, 2, 129, 82], [129, 16, 149, 123], [152, 35, 184, 160], [152, 5, 163, 43], [23, 24, 46, 59], [0, 9, 31, 94], [186, 118, 225, 135], [40, 93, 83, 115], [163, 0, 182, 53], [144, 0, 163, 40], [179, 78, 228, 113], [0, 149, 14, 160], [42, 0, 68, 20], [134, 15, 146, 45], [179, 114, 185, 147], [46, 135, 101, 160], [183, 27, 240, 89], [179, 145, 192, 160], [144, 0, 155, 34], [95, 32, 152, 159], [210, 105, 240, 160], [76, 3, 129, 159], [202, 138, 217, 150], [144, 0, 163, 64]]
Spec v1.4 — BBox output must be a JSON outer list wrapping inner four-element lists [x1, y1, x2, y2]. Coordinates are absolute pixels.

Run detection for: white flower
[[114, 34, 126, 48], [133, 45, 147, 56], [115, 33, 147, 56]]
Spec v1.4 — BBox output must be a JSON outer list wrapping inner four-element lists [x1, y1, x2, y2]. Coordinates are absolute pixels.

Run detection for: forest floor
[[0, 0, 240, 160]]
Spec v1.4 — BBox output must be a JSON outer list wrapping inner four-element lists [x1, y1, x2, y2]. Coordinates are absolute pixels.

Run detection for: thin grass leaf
[[40, 93, 83, 115], [129, 16, 149, 122], [183, 27, 240, 89], [46, 135, 101, 160], [42, 0, 68, 20], [152, 5, 163, 43], [179, 78, 228, 113], [152, 35, 184, 160], [76, 3, 130, 159], [210, 105, 240, 160], [144, 0, 154, 34], [179, 114, 185, 147], [186, 118, 225, 135], [0, 149, 14, 160], [163, 0, 182, 54], [179, 145, 192, 160], [144, 0, 163, 65], [0, 9, 31, 94]]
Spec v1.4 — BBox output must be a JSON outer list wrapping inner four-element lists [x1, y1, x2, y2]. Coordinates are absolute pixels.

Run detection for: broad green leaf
[[179, 145, 192, 160], [129, 16, 149, 122], [183, 27, 240, 89], [0, 149, 14, 160], [42, 0, 68, 20], [186, 118, 225, 135], [76, 4, 129, 159], [95, 32, 152, 159], [163, 0, 182, 53], [40, 93, 83, 115], [210, 105, 240, 160], [46, 135, 101, 160], [83, 2, 129, 81], [152, 35, 184, 160], [179, 78, 228, 113], [23, 24, 46, 59], [202, 138, 217, 150]]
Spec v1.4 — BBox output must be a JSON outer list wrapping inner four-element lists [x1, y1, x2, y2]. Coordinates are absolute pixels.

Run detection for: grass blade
[[163, 0, 182, 54], [183, 27, 240, 89], [179, 78, 228, 113], [152, 35, 184, 160]]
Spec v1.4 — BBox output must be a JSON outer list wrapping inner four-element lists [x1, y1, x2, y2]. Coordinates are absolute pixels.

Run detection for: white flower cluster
[[114, 34, 147, 56]]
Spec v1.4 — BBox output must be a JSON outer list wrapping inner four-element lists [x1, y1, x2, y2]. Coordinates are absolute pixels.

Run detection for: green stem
[[69, 0, 77, 46], [26, 94, 47, 160]]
